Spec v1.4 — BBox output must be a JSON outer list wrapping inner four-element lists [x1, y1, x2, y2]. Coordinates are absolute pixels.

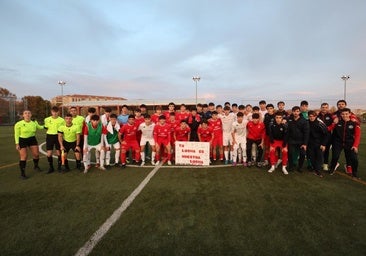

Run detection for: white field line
[[74, 160, 163, 256]]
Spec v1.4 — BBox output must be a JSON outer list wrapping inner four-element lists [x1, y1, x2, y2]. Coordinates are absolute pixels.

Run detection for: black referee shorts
[[46, 134, 60, 150], [19, 136, 38, 148], [63, 140, 79, 153]]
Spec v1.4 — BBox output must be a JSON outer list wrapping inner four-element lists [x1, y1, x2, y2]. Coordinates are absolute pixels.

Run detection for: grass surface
[[0, 125, 365, 255]]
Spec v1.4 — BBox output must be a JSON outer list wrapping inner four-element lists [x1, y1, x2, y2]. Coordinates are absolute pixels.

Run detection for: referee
[[58, 113, 82, 171], [14, 110, 44, 179], [44, 106, 65, 173]]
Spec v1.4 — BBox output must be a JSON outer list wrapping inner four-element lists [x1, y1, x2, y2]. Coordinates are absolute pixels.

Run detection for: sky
[[1, 0, 366, 109]]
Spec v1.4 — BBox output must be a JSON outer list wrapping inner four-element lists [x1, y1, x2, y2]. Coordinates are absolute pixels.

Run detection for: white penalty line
[[74, 161, 163, 256]]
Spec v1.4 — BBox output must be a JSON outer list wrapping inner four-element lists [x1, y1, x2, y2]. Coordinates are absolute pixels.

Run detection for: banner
[[175, 141, 210, 166]]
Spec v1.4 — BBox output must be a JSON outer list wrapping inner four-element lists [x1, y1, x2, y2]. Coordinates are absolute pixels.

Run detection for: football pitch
[[1, 125, 365, 256]]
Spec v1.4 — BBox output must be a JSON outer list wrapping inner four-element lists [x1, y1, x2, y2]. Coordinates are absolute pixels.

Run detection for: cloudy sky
[[1, 0, 366, 109]]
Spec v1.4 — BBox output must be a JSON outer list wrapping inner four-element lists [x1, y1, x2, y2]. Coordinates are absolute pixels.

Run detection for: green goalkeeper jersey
[[107, 127, 119, 144], [86, 122, 103, 146]]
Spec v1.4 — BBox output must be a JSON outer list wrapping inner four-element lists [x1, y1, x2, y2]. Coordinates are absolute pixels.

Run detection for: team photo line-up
[[14, 99, 361, 180]]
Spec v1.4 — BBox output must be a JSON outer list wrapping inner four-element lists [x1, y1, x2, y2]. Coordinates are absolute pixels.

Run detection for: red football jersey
[[167, 119, 180, 134], [208, 118, 223, 136], [153, 123, 171, 141], [176, 111, 190, 122], [175, 126, 191, 141], [119, 123, 138, 142], [151, 113, 162, 124], [197, 126, 213, 141], [246, 121, 265, 140], [134, 116, 145, 128], [164, 111, 176, 120]]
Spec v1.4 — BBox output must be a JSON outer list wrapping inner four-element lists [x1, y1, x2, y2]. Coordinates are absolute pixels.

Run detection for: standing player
[[167, 112, 180, 158], [85, 107, 97, 123], [151, 106, 163, 124], [331, 100, 360, 174], [44, 106, 65, 173], [117, 105, 130, 125], [317, 103, 334, 171], [14, 110, 44, 179], [139, 114, 156, 166], [267, 112, 289, 175], [300, 100, 309, 120], [69, 106, 85, 157], [277, 101, 288, 119], [176, 103, 190, 122], [83, 114, 107, 172], [329, 108, 361, 179], [208, 111, 223, 162], [188, 107, 201, 141], [220, 106, 236, 164], [263, 104, 276, 166], [58, 113, 82, 171], [231, 112, 248, 166], [287, 106, 309, 172], [153, 115, 172, 165], [104, 113, 120, 168], [307, 111, 328, 177], [134, 108, 145, 144], [244, 104, 253, 121], [139, 104, 148, 116], [101, 107, 112, 125], [118, 115, 141, 168], [259, 100, 267, 120], [164, 102, 176, 119]]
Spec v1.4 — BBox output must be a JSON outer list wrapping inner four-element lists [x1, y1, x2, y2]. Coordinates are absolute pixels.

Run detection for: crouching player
[[104, 113, 121, 168], [139, 114, 156, 166], [268, 112, 289, 175], [83, 114, 107, 173], [175, 119, 191, 142], [198, 120, 214, 162], [153, 115, 172, 165], [231, 112, 248, 166], [246, 113, 265, 167], [58, 113, 82, 171], [118, 115, 141, 168]]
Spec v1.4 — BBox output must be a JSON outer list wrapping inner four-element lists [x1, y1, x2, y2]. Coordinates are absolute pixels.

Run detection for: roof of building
[[63, 98, 207, 107]]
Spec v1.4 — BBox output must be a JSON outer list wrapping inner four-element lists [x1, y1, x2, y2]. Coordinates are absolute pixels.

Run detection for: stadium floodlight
[[58, 80, 67, 117], [192, 76, 201, 105], [341, 75, 350, 101]]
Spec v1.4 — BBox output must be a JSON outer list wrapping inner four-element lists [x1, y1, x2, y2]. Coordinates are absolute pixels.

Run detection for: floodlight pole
[[341, 75, 350, 101], [192, 76, 200, 105], [58, 80, 66, 117]]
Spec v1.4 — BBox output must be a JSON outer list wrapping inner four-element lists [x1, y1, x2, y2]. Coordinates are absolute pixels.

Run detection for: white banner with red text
[[175, 141, 210, 166]]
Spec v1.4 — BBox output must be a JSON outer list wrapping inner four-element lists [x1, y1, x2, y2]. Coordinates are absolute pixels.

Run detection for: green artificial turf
[[0, 125, 365, 256]]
